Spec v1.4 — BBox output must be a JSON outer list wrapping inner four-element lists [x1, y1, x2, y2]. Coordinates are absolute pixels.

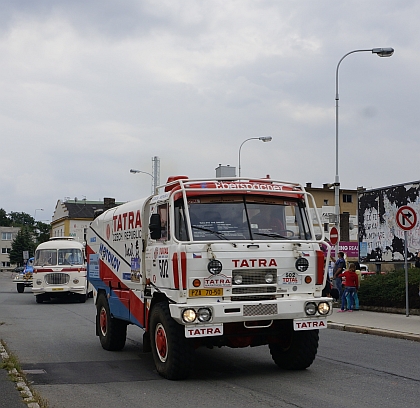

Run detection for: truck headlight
[[197, 308, 212, 322], [305, 302, 317, 315], [182, 308, 197, 323], [207, 260, 222, 275], [317, 302, 330, 315], [36, 280, 42, 285]]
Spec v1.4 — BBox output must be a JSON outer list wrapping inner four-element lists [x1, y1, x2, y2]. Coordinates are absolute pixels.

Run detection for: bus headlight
[[73, 278, 79, 284]]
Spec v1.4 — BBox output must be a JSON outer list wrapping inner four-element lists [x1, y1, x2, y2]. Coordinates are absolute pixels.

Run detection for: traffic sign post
[[329, 226, 339, 246], [395, 206, 418, 317]]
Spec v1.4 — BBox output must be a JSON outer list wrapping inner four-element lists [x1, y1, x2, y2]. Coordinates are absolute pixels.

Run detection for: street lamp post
[[238, 136, 272, 177], [334, 47, 394, 256], [34, 209, 44, 221], [130, 169, 155, 194]]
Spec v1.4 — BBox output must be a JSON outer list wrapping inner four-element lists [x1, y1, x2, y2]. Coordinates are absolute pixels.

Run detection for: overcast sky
[[1, 0, 419, 221]]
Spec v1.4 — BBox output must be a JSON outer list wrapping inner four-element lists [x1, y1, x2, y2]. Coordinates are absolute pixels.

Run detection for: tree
[[0, 208, 11, 226], [9, 227, 37, 266], [8, 212, 35, 228]]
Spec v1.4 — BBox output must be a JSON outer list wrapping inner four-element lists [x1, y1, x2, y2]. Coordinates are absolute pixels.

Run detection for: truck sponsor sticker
[[279, 272, 302, 285], [293, 317, 327, 331], [185, 324, 223, 338], [293, 318, 327, 330], [99, 243, 121, 272], [203, 274, 231, 287]]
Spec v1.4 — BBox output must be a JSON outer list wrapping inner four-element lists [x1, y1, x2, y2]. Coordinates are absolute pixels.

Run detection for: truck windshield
[[174, 195, 312, 241]]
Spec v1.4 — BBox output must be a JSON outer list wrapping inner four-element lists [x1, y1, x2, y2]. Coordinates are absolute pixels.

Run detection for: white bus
[[32, 237, 92, 303]]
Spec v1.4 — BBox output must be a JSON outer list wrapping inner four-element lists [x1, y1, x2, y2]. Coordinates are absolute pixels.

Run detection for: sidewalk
[[328, 308, 420, 342]]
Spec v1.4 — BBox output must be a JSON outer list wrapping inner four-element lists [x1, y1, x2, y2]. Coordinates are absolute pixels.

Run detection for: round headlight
[[305, 302, 317, 316], [197, 308, 212, 322], [182, 308, 197, 323], [233, 274, 243, 285], [73, 278, 79, 284], [36, 279, 42, 285], [265, 273, 274, 284], [207, 259, 223, 275], [296, 257, 309, 272], [317, 302, 330, 315]]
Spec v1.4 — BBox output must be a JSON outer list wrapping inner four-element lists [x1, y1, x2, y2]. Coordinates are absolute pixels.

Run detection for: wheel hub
[[155, 323, 168, 362], [100, 307, 107, 336]]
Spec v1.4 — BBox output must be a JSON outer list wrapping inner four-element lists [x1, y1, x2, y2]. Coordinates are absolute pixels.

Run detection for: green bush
[[358, 268, 420, 309]]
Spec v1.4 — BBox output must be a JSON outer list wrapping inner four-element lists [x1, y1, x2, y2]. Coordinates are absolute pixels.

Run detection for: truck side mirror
[[149, 213, 162, 240]]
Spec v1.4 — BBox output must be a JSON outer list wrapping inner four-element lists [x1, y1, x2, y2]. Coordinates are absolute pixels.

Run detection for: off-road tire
[[149, 302, 194, 380], [96, 294, 127, 351], [17, 283, 25, 293], [269, 329, 319, 370]]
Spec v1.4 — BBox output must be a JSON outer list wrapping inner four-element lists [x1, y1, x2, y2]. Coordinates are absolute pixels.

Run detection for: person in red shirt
[[336, 263, 359, 312]]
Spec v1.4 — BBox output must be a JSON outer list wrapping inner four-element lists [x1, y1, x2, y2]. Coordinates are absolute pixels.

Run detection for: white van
[[32, 237, 92, 303]]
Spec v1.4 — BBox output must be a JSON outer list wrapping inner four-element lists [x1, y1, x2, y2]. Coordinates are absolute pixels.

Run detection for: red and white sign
[[329, 226, 339, 245], [396, 206, 417, 231]]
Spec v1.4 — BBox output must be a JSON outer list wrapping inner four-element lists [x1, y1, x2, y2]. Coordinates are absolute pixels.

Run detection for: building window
[[323, 199, 329, 205], [324, 223, 329, 232], [1, 232, 13, 240], [1, 262, 11, 267], [343, 194, 352, 203], [1, 248, 11, 254]]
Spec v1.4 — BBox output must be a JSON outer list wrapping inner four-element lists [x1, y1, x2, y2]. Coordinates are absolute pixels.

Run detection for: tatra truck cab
[[32, 237, 91, 303], [86, 176, 332, 380]]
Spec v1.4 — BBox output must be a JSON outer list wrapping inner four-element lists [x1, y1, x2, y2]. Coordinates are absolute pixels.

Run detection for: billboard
[[358, 180, 420, 263]]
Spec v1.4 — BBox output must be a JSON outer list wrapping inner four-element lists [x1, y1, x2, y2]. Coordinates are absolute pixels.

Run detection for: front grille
[[231, 268, 277, 301], [243, 304, 278, 316], [45, 273, 70, 285]]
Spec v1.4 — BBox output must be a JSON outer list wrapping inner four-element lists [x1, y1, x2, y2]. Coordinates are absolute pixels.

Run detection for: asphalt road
[[1, 272, 419, 408]]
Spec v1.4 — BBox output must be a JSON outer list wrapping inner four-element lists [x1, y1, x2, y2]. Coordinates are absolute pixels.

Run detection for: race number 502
[[159, 259, 168, 278]]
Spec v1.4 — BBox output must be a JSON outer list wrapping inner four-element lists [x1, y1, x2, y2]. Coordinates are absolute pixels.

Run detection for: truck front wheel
[[17, 283, 24, 293], [149, 302, 194, 380], [96, 294, 127, 351], [269, 329, 319, 370]]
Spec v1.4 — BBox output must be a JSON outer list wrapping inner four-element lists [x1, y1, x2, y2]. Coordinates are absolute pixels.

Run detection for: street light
[[334, 47, 394, 255], [34, 209, 44, 220], [238, 136, 272, 177], [130, 169, 155, 194]]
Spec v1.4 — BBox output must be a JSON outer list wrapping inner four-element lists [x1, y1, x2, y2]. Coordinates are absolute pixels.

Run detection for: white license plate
[[279, 272, 302, 285], [185, 324, 223, 338], [293, 318, 327, 331]]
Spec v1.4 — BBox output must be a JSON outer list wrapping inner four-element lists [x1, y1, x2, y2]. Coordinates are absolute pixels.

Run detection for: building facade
[[51, 198, 121, 243], [0, 226, 20, 271]]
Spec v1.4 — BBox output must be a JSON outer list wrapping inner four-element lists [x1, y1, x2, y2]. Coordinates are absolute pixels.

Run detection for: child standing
[[337, 263, 359, 312]]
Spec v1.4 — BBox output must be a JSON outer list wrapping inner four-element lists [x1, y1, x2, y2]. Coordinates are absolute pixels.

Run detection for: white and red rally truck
[[86, 176, 332, 380], [32, 237, 91, 303]]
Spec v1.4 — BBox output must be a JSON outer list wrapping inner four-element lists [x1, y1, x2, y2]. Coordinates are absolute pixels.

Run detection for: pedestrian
[[337, 263, 359, 312], [346, 261, 361, 311], [322, 262, 331, 297], [332, 251, 346, 301]]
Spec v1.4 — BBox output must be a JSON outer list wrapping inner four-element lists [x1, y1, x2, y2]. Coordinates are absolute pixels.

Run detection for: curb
[[0, 342, 40, 408], [327, 322, 420, 342]]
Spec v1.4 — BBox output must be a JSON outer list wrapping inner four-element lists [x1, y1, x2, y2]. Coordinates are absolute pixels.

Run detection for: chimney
[[104, 197, 116, 211]]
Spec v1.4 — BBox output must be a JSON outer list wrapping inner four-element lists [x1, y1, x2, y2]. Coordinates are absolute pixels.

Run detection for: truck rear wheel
[[150, 302, 194, 380], [269, 329, 319, 370], [96, 294, 127, 351], [17, 283, 25, 293]]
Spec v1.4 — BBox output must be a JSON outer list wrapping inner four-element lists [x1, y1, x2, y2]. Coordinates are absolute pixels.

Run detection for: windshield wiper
[[192, 225, 229, 241], [254, 232, 291, 240]]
